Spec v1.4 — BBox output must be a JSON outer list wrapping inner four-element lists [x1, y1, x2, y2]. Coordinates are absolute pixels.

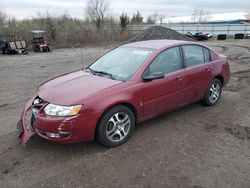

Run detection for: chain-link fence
[[128, 24, 250, 36]]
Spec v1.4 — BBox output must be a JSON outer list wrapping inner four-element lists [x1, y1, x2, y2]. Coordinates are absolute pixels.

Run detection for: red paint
[[38, 70, 123, 105], [18, 40, 230, 145]]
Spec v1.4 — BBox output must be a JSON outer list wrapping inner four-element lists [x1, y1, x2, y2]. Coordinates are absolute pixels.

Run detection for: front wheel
[[203, 78, 222, 106], [96, 105, 135, 147]]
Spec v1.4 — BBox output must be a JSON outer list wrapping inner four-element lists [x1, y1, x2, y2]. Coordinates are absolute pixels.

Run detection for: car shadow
[[23, 101, 204, 153], [25, 135, 105, 153], [134, 102, 203, 132]]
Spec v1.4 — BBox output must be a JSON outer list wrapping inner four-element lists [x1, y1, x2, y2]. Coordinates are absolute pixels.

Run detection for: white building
[[159, 12, 249, 23]]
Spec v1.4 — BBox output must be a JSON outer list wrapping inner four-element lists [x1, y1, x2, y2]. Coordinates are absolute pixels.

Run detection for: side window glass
[[148, 47, 182, 75], [182, 45, 205, 67], [203, 48, 211, 63]]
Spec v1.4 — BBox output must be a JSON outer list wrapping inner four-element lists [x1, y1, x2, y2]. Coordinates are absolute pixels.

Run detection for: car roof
[[122, 39, 198, 50]]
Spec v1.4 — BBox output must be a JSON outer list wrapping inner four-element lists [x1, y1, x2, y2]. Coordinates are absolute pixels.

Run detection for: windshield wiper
[[86, 67, 115, 79], [85, 67, 96, 75]]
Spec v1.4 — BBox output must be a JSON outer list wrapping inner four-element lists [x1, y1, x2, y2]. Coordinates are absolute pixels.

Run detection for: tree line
[[0, 0, 211, 48]]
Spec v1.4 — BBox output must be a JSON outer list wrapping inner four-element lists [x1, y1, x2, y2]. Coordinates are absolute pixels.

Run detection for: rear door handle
[[205, 67, 211, 72], [176, 75, 183, 81]]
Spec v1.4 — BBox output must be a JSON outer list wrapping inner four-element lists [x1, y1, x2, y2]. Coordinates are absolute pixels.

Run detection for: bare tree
[[146, 12, 160, 24], [0, 0, 7, 26], [146, 11, 167, 24], [146, 15, 156, 24], [157, 11, 167, 24], [191, 8, 211, 23], [85, 0, 110, 28], [131, 11, 143, 25]]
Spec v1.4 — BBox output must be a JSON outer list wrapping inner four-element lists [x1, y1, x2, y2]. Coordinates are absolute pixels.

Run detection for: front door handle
[[176, 75, 183, 81]]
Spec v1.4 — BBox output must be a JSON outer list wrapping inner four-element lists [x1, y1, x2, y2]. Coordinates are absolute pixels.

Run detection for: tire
[[217, 34, 227, 40], [235, 33, 244, 39], [96, 105, 135, 147], [203, 79, 222, 106]]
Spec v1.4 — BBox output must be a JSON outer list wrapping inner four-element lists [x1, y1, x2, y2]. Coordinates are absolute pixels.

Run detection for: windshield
[[87, 47, 154, 81]]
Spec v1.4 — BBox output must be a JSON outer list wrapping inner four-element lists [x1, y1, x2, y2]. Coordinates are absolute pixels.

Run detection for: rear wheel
[[96, 105, 135, 147], [203, 78, 222, 106]]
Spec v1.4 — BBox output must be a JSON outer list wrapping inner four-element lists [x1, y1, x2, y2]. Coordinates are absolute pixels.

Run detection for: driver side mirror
[[142, 72, 165, 81]]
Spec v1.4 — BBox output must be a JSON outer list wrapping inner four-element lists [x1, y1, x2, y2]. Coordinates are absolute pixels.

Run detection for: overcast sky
[[1, 0, 250, 19]]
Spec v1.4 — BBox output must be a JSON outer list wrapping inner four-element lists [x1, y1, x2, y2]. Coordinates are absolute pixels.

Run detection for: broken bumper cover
[[17, 112, 37, 145], [17, 96, 37, 146], [16, 120, 23, 139], [17, 96, 99, 145]]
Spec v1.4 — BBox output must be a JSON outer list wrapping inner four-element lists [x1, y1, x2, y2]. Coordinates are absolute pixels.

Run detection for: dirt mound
[[127, 26, 192, 43]]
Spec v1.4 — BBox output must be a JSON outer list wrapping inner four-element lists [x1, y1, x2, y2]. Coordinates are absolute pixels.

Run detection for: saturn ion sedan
[[17, 40, 230, 147]]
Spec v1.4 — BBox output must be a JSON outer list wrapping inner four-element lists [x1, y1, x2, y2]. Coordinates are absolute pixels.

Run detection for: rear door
[[181, 45, 214, 103], [141, 46, 187, 118]]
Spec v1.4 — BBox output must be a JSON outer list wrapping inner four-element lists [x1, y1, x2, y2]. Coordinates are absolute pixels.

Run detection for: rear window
[[182, 45, 205, 67], [203, 48, 211, 62]]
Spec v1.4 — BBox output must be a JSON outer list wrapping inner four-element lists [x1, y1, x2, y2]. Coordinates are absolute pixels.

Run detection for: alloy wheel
[[106, 112, 131, 142], [208, 82, 221, 103]]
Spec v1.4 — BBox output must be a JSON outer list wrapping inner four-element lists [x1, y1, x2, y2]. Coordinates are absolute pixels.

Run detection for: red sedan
[[17, 40, 230, 147]]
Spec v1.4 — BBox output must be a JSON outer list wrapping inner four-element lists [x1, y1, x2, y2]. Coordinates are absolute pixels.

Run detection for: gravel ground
[[0, 39, 250, 188]]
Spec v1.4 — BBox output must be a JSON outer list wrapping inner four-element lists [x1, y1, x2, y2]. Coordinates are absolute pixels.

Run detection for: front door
[[140, 46, 186, 119]]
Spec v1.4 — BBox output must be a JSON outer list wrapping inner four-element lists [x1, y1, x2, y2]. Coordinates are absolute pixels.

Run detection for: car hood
[[37, 70, 123, 105]]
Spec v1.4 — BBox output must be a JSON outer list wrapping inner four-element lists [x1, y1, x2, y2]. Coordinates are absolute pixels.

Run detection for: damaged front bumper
[[17, 95, 71, 145], [17, 96, 97, 145], [17, 96, 38, 146]]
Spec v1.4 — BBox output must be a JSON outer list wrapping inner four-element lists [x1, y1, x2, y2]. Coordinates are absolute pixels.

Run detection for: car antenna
[[80, 29, 85, 69], [84, 45, 86, 68], [80, 47, 84, 68]]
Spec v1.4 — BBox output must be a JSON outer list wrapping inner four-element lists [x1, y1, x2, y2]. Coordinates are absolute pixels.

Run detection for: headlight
[[44, 104, 82, 116]]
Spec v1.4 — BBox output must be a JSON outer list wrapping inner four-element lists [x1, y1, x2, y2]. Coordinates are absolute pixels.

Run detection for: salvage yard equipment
[[185, 32, 212, 41], [31, 30, 51, 52], [0, 35, 28, 55], [193, 32, 212, 41]]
